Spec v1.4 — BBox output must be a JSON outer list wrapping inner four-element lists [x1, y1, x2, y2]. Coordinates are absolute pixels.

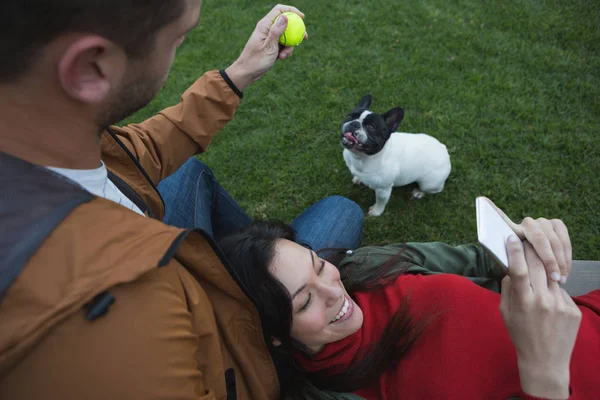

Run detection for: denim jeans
[[158, 158, 364, 250], [158, 158, 364, 393]]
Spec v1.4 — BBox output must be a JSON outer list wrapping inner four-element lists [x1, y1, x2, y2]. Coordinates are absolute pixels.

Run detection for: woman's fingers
[[559, 287, 577, 308], [535, 218, 567, 281], [520, 217, 561, 283], [523, 241, 550, 294], [482, 197, 524, 237], [551, 219, 572, 279], [499, 275, 512, 313], [483, 198, 570, 283], [506, 235, 532, 300]]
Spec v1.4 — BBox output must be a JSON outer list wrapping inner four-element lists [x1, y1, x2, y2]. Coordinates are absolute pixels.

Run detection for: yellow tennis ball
[[277, 12, 305, 47]]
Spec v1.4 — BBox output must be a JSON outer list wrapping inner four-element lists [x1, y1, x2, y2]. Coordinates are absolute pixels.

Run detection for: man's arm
[[106, 4, 307, 185], [108, 70, 241, 185]]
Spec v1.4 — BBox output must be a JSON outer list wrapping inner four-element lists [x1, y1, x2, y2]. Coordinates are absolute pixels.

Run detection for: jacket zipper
[[107, 170, 154, 218], [159, 229, 254, 400], [104, 127, 166, 214]]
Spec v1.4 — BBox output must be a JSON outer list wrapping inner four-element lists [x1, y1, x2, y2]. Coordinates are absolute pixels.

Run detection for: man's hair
[[0, 0, 185, 82]]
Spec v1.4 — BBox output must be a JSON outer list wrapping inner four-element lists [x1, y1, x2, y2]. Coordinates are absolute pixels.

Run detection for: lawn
[[124, 0, 600, 259]]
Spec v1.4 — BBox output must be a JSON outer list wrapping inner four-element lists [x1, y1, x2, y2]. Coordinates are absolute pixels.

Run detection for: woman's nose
[[320, 281, 343, 307]]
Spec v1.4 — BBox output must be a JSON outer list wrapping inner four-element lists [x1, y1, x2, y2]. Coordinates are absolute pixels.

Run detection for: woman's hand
[[500, 236, 582, 399], [482, 197, 572, 283]]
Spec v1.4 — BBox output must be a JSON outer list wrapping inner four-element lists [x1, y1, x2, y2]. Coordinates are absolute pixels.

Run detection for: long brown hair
[[219, 221, 432, 394]]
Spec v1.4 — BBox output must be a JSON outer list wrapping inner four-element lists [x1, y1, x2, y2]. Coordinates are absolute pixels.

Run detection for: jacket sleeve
[[108, 70, 242, 184], [402, 242, 504, 281], [340, 242, 505, 292]]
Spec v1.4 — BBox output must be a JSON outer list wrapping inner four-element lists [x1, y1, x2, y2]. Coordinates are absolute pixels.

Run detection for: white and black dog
[[341, 94, 451, 216]]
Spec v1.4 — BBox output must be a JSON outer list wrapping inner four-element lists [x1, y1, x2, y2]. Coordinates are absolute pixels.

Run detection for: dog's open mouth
[[343, 132, 359, 145], [342, 132, 364, 151]]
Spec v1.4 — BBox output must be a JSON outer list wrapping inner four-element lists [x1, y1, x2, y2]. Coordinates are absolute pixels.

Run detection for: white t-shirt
[[47, 162, 145, 216]]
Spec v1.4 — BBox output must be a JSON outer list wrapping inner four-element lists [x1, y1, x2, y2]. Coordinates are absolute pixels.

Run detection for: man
[[0, 1, 363, 399]]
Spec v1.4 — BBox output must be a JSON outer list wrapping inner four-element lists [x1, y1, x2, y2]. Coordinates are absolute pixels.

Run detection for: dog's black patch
[[340, 94, 404, 156]]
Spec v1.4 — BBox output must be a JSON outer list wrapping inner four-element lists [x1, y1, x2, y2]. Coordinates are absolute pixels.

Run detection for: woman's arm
[[501, 230, 582, 399], [340, 242, 503, 291]]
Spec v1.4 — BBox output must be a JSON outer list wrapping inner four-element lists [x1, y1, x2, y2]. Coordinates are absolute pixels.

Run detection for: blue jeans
[[158, 158, 364, 250]]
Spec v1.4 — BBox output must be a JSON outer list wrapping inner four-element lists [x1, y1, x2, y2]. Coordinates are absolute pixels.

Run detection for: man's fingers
[[263, 6, 307, 47], [506, 235, 531, 297], [279, 46, 294, 59], [266, 13, 288, 39], [482, 197, 524, 237], [521, 217, 561, 283], [264, 4, 304, 26]]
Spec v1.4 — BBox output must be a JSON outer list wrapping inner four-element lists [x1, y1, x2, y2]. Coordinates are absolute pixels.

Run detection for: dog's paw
[[411, 189, 426, 200], [352, 177, 363, 186], [368, 205, 384, 217]]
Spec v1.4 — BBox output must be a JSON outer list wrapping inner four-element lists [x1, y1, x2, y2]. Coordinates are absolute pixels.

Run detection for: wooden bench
[[562, 260, 600, 296]]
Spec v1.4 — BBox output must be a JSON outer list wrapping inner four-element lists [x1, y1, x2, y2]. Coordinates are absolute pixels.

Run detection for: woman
[[219, 200, 600, 400]]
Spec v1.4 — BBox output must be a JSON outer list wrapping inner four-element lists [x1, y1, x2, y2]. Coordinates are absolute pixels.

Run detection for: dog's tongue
[[344, 132, 358, 144]]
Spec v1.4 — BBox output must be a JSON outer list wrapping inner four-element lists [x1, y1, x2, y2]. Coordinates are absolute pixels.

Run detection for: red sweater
[[296, 274, 600, 399]]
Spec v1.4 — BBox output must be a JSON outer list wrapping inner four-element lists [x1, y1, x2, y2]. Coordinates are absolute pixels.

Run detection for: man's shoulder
[[0, 263, 226, 400]]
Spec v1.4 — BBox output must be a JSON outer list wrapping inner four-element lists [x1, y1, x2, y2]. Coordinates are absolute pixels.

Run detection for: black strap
[[0, 152, 94, 301], [107, 170, 154, 218], [104, 127, 165, 214], [225, 369, 237, 400], [219, 69, 244, 99]]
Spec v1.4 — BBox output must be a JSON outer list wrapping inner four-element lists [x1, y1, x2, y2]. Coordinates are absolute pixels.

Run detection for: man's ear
[[383, 107, 404, 133], [356, 94, 373, 110], [57, 36, 125, 104], [272, 338, 282, 347]]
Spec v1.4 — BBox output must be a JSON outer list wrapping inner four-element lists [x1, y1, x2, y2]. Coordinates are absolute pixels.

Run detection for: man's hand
[[500, 236, 582, 399], [225, 5, 308, 92]]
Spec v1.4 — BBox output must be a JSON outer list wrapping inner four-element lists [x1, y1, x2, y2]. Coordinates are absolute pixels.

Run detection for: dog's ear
[[357, 94, 373, 110], [383, 107, 404, 133]]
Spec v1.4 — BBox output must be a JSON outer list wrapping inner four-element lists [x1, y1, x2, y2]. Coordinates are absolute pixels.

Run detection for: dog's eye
[[367, 124, 375, 130]]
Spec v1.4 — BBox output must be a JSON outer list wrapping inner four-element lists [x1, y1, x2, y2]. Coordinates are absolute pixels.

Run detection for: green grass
[[124, 0, 600, 259]]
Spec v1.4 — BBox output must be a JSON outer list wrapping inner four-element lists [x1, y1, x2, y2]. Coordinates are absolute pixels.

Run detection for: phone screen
[[476, 197, 521, 268]]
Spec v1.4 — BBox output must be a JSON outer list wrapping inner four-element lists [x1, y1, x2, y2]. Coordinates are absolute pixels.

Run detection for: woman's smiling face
[[269, 239, 364, 353]]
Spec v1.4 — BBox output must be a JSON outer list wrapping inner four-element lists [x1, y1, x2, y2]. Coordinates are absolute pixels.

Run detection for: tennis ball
[[277, 12, 305, 47]]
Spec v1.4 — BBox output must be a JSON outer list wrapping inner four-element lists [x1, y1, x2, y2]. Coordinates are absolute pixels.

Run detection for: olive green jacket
[[284, 241, 503, 400]]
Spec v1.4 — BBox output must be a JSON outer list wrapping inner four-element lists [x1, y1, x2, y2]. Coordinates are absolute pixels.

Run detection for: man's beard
[[96, 67, 166, 131]]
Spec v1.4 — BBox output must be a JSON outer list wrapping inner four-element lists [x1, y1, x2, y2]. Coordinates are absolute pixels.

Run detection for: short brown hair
[[0, 0, 185, 81]]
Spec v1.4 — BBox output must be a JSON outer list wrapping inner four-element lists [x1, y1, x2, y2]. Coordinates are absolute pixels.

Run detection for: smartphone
[[476, 197, 522, 269]]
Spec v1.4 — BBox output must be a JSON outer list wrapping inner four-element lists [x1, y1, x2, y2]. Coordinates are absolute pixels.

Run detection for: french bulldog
[[340, 94, 451, 216]]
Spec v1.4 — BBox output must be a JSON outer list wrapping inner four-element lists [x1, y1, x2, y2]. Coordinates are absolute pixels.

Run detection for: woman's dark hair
[[219, 221, 303, 353], [0, 0, 185, 81], [218, 221, 430, 394]]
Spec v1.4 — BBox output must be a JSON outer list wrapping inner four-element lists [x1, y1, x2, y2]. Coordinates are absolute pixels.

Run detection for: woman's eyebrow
[[291, 284, 307, 300], [291, 249, 318, 300]]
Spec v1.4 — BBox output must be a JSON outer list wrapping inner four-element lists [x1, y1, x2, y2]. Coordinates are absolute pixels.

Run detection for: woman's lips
[[330, 295, 354, 324]]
